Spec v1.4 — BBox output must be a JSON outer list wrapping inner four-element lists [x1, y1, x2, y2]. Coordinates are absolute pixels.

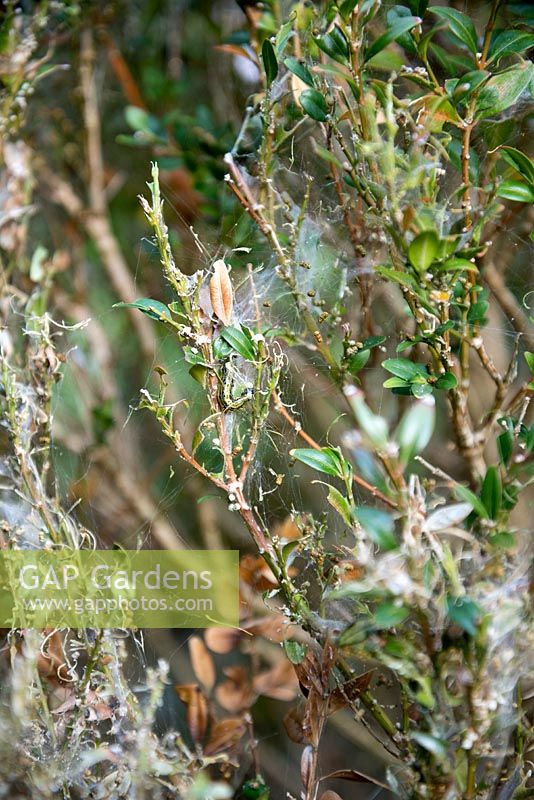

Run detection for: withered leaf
[[204, 717, 246, 756], [216, 666, 255, 713], [253, 659, 299, 701], [319, 792, 344, 800], [301, 745, 316, 795], [321, 770, 389, 790], [328, 670, 375, 714], [205, 627, 241, 654], [209, 259, 233, 326], [188, 636, 216, 693], [175, 683, 209, 744], [283, 705, 309, 744]]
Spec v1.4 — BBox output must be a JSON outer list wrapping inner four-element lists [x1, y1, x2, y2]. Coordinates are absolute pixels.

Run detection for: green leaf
[[299, 88, 328, 121], [489, 531, 516, 549], [499, 146, 534, 187], [435, 371, 458, 390], [326, 486, 353, 525], [364, 16, 421, 63], [283, 640, 307, 665], [430, 7, 478, 55], [113, 298, 171, 322], [291, 447, 345, 478], [354, 507, 397, 551], [373, 602, 409, 629], [346, 391, 389, 447], [480, 465, 502, 520], [408, 231, 439, 272], [220, 326, 257, 361], [411, 732, 448, 760], [476, 63, 534, 120], [124, 105, 162, 136], [315, 26, 349, 64], [437, 257, 476, 272], [497, 431, 513, 465], [453, 484, 489, 519], [383, 358, 428, 381], [262, 39, 278, 85], [497, 180, 534, 203], [347, 348, 371, 375], [487, 31, 534, 65], [446, 595, 481, 636], [525, 351, 534, 374], [284, 57, 315, 87], [395, 396, 435, 463]]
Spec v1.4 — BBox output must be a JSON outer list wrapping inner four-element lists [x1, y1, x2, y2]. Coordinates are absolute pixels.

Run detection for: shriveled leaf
[[210, 259, 234, 325], [113, 298, 171, 322], [301, 746, 316, 794], [328, 671, 374, 713], [430, 7, 477, 55], [205, 627, 240, 654], [175, 684, 209, 744], [284, 705, 308, 743], [426, 502, 473, 532], [321, 770, 389, 790], [253, 659, 299, 701], [204, 718, 246, 756], [188, 636, 216, 692]]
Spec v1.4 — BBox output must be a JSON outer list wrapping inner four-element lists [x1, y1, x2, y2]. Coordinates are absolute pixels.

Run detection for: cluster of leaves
[[121, 2, 534, 799]]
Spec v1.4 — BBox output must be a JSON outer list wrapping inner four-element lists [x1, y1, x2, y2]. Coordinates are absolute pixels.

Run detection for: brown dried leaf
[[209, 259, 233, 325], [216, 666, 255, 713], [244, 614, 287, 643], [283, 705, 308, 744], [189, 636, 216, 693], [301, 745, 316, 795], [175, 684, 209, 744], [321, 770, 389, 790], [319, 792, 344, 800], [205, 627, 240, 654], [328, 670, 375, 714], [204, 717, 246, 756], [240, 554, 278, 591], [253, 659, 299, 701]]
